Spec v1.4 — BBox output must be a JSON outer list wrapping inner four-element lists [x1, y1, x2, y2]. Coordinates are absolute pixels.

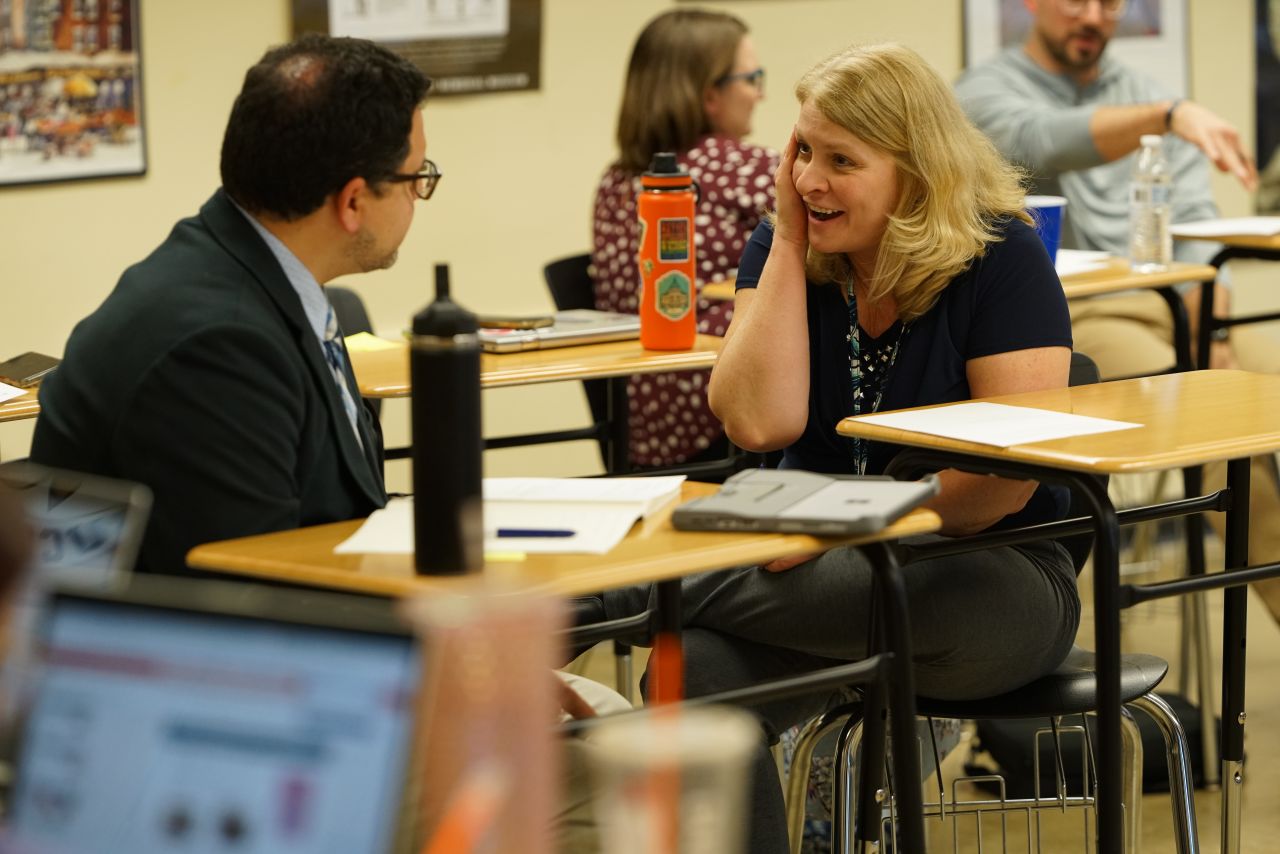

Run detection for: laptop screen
[[0, 463, 151, 590], [7, 589, 421, 854]]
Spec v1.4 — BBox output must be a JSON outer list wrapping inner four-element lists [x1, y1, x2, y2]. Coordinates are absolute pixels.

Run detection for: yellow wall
[[0, 0, 1254, 489]]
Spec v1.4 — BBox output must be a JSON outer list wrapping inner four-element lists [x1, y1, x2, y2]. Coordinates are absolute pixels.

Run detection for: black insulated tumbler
[[410, 264, 483, 574]]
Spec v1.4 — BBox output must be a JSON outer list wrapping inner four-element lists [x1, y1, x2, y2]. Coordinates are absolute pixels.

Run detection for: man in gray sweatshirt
[[957, 0, 1280, 621]]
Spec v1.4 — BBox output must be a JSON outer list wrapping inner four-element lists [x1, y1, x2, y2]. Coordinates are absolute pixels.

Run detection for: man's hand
[[762, 550, 822, 573], [1170, 100, 1259, 191], [556, 675, 598, 721]]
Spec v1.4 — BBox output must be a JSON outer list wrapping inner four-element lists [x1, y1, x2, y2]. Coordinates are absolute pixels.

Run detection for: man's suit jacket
[[32, 189, 388, 574]]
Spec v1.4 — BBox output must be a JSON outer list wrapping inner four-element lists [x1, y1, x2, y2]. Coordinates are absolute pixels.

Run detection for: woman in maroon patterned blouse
[[592, 8, 779, 469]]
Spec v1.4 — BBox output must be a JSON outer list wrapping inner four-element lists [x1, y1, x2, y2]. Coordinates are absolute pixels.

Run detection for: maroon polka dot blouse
[[590, 135, 779, 468]]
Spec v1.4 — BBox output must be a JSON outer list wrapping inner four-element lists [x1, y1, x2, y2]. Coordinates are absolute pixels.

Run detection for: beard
[[350, 226, 399, 273], [1037, 24, 1108, 72]]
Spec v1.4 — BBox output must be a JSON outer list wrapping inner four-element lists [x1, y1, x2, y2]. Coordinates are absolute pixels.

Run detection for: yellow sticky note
[[344, 332, 403, 352]]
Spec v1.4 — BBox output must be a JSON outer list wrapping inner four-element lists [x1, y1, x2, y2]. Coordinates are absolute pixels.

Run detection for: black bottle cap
[[644, 151, 689, 179], [413, 264, 477, 336]]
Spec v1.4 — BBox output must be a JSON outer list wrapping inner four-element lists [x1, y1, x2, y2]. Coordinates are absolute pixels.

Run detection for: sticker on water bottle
[[658, 217, 691, 262], [655, 271, 692, 321]]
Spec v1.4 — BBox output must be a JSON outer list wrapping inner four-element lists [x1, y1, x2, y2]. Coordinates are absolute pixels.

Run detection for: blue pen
[[496, 528, 575, 538]]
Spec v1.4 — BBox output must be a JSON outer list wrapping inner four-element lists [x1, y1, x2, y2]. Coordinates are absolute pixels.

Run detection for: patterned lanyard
[[847, 286, 905, 475]]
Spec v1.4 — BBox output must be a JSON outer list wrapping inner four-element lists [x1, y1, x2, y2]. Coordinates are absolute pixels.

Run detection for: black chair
[[783, 353, 1198, 854], [542, 253, 746, 481], [542, 255, 612, 468]]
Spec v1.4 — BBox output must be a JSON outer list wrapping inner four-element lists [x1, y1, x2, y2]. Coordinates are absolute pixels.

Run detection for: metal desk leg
[[864, 540, 926, 854], [1075, 476, 1126, 854], [1197, 277, 1217, 371], [1155, 285, 1196, 373], [1181, 465, 1221, 787], [1221, 457, 1251, 854], [649, 579, 684, 704], [605, 377, 629, 474]]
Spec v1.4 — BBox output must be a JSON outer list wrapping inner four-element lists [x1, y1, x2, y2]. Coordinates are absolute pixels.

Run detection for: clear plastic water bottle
[[1129, 134, 1173, 272]]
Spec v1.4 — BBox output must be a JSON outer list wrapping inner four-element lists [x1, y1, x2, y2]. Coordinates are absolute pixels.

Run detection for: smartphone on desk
[[477, 313, 555, 330], [0, 351, 60, 387]]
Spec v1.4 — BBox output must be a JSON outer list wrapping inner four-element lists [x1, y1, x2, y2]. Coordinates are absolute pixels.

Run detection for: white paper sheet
[[1170, 217, 1280, 238], [483, 476, 684, 518], [855, 402, 1141, 448], [0, 382, 25, 403], [334, 496, 649, 556], [1054, 249, 1112, 278]]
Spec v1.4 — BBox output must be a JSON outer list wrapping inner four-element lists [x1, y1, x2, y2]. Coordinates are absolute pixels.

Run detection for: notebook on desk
[[478, 309, 640, 353], [4, 577, 423, 854], [672, 469, 939, 536]]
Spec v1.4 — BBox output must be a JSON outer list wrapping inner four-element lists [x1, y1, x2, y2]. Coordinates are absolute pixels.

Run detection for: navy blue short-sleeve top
[[735, 217, 1074, 530]]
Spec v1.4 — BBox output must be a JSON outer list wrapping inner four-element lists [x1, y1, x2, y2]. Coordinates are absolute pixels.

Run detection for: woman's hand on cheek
[[774, 128, 808, 250]]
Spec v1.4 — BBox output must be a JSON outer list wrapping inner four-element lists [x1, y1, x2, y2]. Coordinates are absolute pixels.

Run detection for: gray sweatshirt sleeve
[[955, 64, 1104, 177]]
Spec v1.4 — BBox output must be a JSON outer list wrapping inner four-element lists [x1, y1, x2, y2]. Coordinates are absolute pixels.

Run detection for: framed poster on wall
[[292, 0, 542, 96], [963, 0, 1188, 97], [0, 0, 146, 188]]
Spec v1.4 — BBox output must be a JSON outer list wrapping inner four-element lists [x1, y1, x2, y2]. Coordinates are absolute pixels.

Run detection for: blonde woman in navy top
[[598, 43, 1080, 853]]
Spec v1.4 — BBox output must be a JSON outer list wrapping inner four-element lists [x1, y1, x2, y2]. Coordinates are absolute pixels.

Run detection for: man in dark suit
[[31, 35, 436, 574]]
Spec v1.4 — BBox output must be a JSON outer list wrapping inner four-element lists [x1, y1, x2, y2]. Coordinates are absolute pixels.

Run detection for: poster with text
[[292, 0, 542, 96], [0, 0, 146, 188]]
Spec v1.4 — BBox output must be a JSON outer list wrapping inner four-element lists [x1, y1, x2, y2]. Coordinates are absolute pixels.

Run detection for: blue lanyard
[[847, 290, 905, 475]]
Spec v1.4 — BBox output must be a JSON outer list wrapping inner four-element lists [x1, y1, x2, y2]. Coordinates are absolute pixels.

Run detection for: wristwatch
[[1210, 326, 1230, 343]]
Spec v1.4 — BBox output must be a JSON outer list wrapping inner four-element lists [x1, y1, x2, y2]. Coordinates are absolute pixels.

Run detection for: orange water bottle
[[637, 152, 698, 350]]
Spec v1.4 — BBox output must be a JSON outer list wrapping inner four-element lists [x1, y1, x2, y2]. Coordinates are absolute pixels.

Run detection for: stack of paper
[[855, 402, 1140, 447], [1170, 217, 1280, 238], [1054, 249, 1111, 278], [335, 476, 686, 556], [0, 382, 25, 403]]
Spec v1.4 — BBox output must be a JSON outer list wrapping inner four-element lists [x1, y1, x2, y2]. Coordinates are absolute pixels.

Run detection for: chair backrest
[[542, 254, 612, 467], [325, 285, 375, 336], [544, 253, 597, 312], [1059, 352, 1106, 574], [324, 286, 381, 418]]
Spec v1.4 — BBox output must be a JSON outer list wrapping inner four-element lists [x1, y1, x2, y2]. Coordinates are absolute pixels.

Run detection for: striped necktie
[[322, 305, 364, 449]]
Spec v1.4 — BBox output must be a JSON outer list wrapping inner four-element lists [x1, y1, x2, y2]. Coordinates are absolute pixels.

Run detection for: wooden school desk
[[0, 391, 39, 424], [188, 480, 942, 852], [837, 369, 1280, 854], [1173, 230, 1280, 369], [349, 335, 723, 473]]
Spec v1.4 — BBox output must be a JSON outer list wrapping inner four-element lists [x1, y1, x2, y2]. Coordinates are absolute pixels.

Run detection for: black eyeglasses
[[716, 67, 766, 92], [384, 159, 442, 201]]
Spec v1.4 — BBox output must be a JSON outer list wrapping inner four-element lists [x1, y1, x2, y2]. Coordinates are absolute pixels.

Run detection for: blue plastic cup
[[1025, 195, 1068, 263]]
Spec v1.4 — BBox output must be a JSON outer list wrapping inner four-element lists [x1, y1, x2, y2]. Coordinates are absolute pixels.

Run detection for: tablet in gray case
[[672, 469, 939, 536]]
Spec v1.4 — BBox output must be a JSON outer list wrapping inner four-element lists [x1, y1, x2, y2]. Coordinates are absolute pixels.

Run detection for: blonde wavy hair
[[614, 9, 747, 173], [794, 43, 1031, 321]]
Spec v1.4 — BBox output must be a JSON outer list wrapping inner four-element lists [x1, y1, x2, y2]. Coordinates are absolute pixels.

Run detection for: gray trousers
[[601, 538, 1080, 854]]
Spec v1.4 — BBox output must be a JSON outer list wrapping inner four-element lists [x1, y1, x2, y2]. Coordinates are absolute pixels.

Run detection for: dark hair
[[220, 34, 432, 220], [615, 9, 746, 173]]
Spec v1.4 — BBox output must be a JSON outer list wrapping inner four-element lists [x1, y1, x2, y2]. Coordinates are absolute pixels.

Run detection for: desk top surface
[[352, 335, 723, 398], [697, 260, 1215, 304], [838, 370, 1280, 474], [187, 481, 942, 598], [1173, 231, 1280, 252], [0, 388, 40, 423], [1058, 259, 1217, 298]]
